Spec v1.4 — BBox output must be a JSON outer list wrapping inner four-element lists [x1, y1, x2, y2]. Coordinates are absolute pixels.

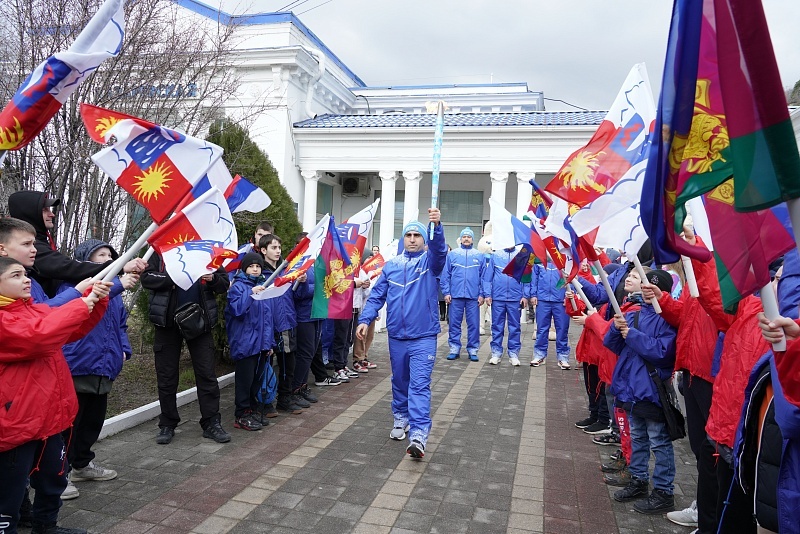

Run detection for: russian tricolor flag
[[176, 159, 271, 214]]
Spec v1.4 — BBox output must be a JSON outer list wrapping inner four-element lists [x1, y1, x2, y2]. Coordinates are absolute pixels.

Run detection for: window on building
[[316, 183, 333, 221], [372, 189, 405, 247], [440, 190, 484, 248]]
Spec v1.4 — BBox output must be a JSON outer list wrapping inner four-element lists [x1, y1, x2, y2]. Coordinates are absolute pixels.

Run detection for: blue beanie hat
[[460, 227, 474, 239], [403, 221, 428, 243]]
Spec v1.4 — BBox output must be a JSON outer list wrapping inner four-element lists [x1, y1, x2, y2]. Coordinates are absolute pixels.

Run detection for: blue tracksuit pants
[[389, 336, 437, 447], [490, 300, 521, 358], [447, 298, 480, 357], [534, 300, 570, 361]]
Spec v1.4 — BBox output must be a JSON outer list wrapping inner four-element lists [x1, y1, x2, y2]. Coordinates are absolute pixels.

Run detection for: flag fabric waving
[[312, 216, 355, 319], [714, 0, 800, 212], [545, 63, 656, 210], [91, 119, 223, 224], [0, 0, 125, 151], [80, 103, 151, 143], [175, 159, 271, 214], [362, 253, 385, 280], [488, 198, 548, 283], [147, 188, 238, 290]]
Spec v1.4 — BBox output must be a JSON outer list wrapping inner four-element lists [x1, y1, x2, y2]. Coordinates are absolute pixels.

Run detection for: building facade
[[178, 0, 608, 246]]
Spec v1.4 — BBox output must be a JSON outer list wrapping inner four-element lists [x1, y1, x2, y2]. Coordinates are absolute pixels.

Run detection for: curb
[[98, 371, 235, 440]]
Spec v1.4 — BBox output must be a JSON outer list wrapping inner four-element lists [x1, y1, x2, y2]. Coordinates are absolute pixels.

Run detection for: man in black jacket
[[140, 253, 231, 445], [7, 190, 146, 296]]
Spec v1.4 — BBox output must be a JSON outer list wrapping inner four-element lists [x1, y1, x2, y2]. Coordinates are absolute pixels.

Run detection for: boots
[[633, 488, 675, 514], [613, 477, 649, 502]]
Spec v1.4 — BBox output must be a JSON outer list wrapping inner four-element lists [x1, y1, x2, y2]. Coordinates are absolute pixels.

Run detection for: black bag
[[633, 312, 686, 441], [174, 302, 207, 340]]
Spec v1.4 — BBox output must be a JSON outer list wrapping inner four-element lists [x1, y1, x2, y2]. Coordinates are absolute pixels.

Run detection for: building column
[[402, 171, 422, 225], [516, 172, 535, 218], [378, 171, 398, 249], [301, 170, 320, 231], [489, 171, 509, 222]]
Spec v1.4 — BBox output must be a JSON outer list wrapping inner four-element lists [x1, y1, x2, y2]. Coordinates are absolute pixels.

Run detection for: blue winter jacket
[[293, 268, 318, 323], [32, 277, 80, 306], [440, 244, 485, 299], [264, 263, 297, 333], [225, 273, 274, 361], [604, 305, 677, 408], [532, 264, 567, 303], [58, 279, 131, 379], [482, 249, 531, 302], [577, 264, 631, 320], [359, 223, 447, 340]]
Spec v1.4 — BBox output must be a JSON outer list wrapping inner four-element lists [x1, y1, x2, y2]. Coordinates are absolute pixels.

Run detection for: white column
[[378, 171, 398, 249], [516, 172, 535, 218], [489, 171, 509, 222], [301, 170, 320, 231], [402, 171, 422, 225]]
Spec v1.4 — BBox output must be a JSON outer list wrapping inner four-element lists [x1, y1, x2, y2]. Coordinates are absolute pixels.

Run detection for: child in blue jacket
[[225, 253, 274, 431], [604, 268, 678, 515], [58, 239, 138, 499]]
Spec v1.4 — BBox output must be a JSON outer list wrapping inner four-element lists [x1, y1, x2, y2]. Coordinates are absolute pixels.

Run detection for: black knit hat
[[646, 269, 674, 293], [240, 252, 264, 273]]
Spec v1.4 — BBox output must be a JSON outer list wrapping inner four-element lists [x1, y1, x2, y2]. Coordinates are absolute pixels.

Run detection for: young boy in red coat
[[0, 257, 109, 534]]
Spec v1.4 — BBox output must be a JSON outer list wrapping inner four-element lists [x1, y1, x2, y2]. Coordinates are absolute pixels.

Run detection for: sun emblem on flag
[[561, 151, 606, 194], [132, 161, 172, 202], [94, 116, 121, 139], [167, 234, 196, 245]]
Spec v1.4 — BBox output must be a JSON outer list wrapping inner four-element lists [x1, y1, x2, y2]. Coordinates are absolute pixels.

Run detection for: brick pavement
[[41, 322, 701, 533]]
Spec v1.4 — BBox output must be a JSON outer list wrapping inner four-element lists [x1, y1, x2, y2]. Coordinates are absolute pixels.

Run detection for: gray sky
[[219, 0, 800, 111]]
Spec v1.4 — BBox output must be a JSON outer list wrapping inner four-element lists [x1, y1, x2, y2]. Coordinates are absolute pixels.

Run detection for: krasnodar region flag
[[147, 188, 238, 290], [545, 63, 656, 220], [252, 215, 332, 301], [91, 119, 223, 224], [0, 0, 125, 150], [312, 215, 353, 319]]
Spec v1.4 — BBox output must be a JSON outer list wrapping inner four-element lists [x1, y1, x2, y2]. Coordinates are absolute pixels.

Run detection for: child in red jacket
[[0, 257, 108, 534]]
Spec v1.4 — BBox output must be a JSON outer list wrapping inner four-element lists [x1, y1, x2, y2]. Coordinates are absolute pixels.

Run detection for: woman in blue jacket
[[604, 269, 678, 515], [225, 253, 274, 431]]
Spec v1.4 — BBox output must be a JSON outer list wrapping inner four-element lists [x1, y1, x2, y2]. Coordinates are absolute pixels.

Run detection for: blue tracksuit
[[532, 264, 570, 362], [482, 249, 531, 359], [359, 224, 447, 447], [440, 244, 485, 357]]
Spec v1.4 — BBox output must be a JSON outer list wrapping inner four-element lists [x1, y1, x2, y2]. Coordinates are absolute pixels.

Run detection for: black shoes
[[583, 421, 612, 434], [203, 420, 231, 443], [613, 478, 649, 502], [604, 467, 633, 487], [406, 440, 425, 459], [299, 385, 318, 403], [291, 393, 311, 409], [574, 416, 597, 429], [276, 395, 303, 414], [234, 411, 263, 431], [634, 489, 675, 514], [601, 456, 627, 473], [31, 523, 87, 534], [156, 427, 175, 445]]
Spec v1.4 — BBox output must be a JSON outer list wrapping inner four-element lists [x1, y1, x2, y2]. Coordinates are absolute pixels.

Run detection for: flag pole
[[681, 256, 700, 297], [100, 222, 158, 282], [760, 280, 786, 352], [560, 271, 578, 310], [592, 260, 623, 316], [571, 280, 595, 313], [428, 101, 444, 241], [632, 255, 662, 313]]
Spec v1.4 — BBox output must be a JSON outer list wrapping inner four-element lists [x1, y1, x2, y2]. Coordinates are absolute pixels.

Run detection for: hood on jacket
[[73, 239, 118, 263], [8, 191, 59, 239]]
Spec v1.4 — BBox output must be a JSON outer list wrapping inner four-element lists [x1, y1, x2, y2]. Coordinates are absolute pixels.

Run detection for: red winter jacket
[[657, 290, 718, 383], [565, 296, 598, 365], [693, 254, 770, 448], [0, 296, 107, 452]]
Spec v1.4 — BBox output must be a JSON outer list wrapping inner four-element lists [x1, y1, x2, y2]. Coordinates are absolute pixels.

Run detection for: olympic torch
[[429, 101, 445, 241]]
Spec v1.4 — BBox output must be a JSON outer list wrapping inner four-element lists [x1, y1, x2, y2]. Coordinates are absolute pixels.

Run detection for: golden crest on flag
[[684, 79, 729, 174], [707, 179, 735, 205], [0, 117, 24, 150]]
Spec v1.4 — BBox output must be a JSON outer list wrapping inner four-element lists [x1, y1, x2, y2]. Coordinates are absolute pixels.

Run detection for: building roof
[[293, 111, 607, 129]]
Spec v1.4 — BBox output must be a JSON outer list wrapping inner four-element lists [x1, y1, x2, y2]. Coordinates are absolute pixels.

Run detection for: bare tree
[[0, 0, 265, 251]]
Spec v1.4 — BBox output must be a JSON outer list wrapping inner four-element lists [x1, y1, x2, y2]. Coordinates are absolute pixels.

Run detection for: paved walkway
[[50, 322, 700, 533]]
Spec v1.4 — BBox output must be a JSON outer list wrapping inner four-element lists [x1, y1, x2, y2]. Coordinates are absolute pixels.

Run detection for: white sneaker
[[70, 461, 118, 481], [509, 357, 521, 366], [666, 500, 698, 527], [336, 369, 350, 382], [62, 477, 79, 500], [390, 424, 410, 441], [489, 357, 501, 365]]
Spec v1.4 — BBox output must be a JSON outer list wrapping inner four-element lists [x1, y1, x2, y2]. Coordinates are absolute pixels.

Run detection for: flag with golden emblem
[[0, 0, 125, 151], [91, 118, 223, 224], [545, 64, 655, 210]]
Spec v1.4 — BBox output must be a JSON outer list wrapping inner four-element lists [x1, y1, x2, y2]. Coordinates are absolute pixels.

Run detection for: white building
[[178, 0, 605, 246]]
